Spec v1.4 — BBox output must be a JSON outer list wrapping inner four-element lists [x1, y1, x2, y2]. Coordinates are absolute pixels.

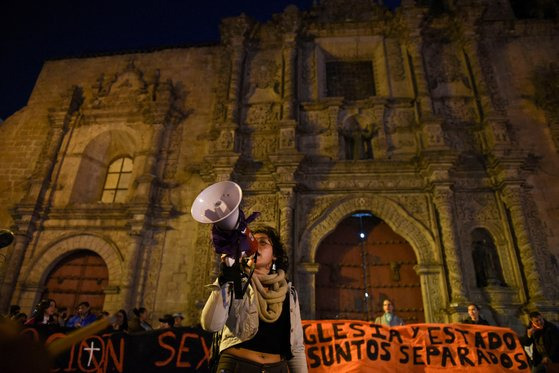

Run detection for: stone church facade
[[0, 0, 558, 332]]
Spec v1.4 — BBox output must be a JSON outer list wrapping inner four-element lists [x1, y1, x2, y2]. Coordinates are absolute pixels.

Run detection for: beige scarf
[[250, 269, 288, 323]]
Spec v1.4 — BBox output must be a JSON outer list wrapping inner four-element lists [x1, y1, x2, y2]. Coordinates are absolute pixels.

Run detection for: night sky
[[1, 0, 400, 120]]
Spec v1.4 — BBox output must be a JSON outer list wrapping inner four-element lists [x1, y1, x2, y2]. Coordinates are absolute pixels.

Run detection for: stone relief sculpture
[[339, 114, 378, 160]]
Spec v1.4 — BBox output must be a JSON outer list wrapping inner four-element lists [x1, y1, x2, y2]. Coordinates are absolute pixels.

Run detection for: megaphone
[[190, 181, 242, 230], [0, 230, 14, 249]]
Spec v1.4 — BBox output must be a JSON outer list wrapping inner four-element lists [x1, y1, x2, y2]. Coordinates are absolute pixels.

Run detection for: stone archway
[[17, 233, 124, 312], [297, 195, 448, 322]]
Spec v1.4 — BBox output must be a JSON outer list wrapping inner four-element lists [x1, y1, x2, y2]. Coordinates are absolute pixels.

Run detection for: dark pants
[[216, 352, 288, 373]]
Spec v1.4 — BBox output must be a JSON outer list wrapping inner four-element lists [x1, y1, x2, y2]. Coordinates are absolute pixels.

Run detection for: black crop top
[[236, 292, 291, 357]]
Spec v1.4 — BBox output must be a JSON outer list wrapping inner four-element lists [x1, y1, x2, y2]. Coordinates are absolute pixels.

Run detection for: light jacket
[[201, 278, 308, 373], [374, 313, 404, 326]]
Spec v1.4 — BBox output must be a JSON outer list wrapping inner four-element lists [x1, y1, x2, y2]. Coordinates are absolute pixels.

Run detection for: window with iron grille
[[100, 157, 133, 203], [326, 61, 375, 100]]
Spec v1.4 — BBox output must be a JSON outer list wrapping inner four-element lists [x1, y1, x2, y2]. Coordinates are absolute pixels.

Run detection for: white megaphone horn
[[190, 181, 242, 231]]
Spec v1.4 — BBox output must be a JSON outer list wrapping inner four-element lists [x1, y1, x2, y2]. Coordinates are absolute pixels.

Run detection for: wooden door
[[42, 250, 108, 314], [315, 213, 424, 323]]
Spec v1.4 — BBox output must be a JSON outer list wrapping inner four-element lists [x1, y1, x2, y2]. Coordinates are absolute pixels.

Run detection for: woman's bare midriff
[[223, 347, 282, 364]]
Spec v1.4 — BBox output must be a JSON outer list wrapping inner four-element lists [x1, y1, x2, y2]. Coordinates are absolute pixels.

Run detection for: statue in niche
[[340, 115, 377, 160], [472, 237, 506, 288]]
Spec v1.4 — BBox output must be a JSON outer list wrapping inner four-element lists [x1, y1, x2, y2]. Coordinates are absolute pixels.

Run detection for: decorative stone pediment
[[245, 50, 282, 103], [82, 60, 187, 126]]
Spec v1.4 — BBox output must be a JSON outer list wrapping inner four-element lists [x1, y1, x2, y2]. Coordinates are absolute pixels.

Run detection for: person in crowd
[[158, 314, 174, 329], [374, 298, 405, 326], [65, 301, 97, 328], [462, 303, 490, 325], [128, 307, 153, 332], [106, 309, 128, 332], [57, 307, 69, 327], [7, 305, 21, 320], [173, 313, 184, 327], [13, 312, 27, 325], [519, 311, 559, 373], [25, 299, 58, 326], [201, 225, 307, 373]]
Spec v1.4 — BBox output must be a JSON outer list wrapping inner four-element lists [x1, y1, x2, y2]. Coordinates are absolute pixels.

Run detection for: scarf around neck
[[250, 269, 288, 323]]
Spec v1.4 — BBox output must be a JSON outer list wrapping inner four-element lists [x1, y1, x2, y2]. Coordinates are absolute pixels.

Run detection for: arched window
[[100, 157, 133, 203]]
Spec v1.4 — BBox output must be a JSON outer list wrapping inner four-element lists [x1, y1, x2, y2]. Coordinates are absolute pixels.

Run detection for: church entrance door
[[42, 250, 108, 315], [315, 212, 424, 323]]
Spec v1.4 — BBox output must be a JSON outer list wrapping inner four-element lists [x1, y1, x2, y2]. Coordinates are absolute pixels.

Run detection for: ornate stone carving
[[425, 44, 471, 98], [501, 186, 555, 301], [241, 194, 277, 224], [477, 40, 508, 112], [84, 61, 187, 127], [432, 187, 467, 303], [301, 44, 317, 101], [245, 133, 278, 159], [220, 14, 253, 46], [339, 114, 379, 160], [455, 192, 500, 224], [434, 98, 478, 126], [415, 265, 447, 322], [246, 51, 281, 104], [279, 127, 295, 150], [385, 38, 406, 82], [391, 194, 431, 230], [245, 103, 281, 126]]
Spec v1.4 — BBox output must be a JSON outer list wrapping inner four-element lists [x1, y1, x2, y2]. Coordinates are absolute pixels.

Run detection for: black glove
[[218, 261, 242, 286]]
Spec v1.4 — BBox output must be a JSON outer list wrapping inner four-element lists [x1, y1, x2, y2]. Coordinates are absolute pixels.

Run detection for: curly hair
[[251, 225, 289, 273], [31, 299, 55, 321]]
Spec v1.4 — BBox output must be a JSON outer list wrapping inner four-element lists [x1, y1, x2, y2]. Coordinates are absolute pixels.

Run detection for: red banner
[[302, 321, 529, 372]]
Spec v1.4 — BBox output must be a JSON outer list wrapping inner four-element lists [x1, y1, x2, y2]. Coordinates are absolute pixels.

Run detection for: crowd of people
[[3, 300, 187, 334]]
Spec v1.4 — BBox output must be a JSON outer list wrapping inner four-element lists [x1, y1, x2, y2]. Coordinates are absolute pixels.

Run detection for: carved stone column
[[432, 186, 467, 305], [278, 188, 296, 278], [297, 262, 320, 319], [225, 39, 245, 124], [500, 185, 546, 302], [282, 33, 297, 120], [404, 36, 434, 121], [414, 264, 448, 323], [120, 229, 146, 310]]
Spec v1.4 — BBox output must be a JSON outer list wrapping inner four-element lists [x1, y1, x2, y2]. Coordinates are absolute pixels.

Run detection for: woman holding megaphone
[[200, 224, 308, 373]]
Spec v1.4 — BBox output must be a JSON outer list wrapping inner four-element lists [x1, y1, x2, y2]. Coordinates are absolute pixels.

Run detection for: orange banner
[[302, 320, 529, 372]]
